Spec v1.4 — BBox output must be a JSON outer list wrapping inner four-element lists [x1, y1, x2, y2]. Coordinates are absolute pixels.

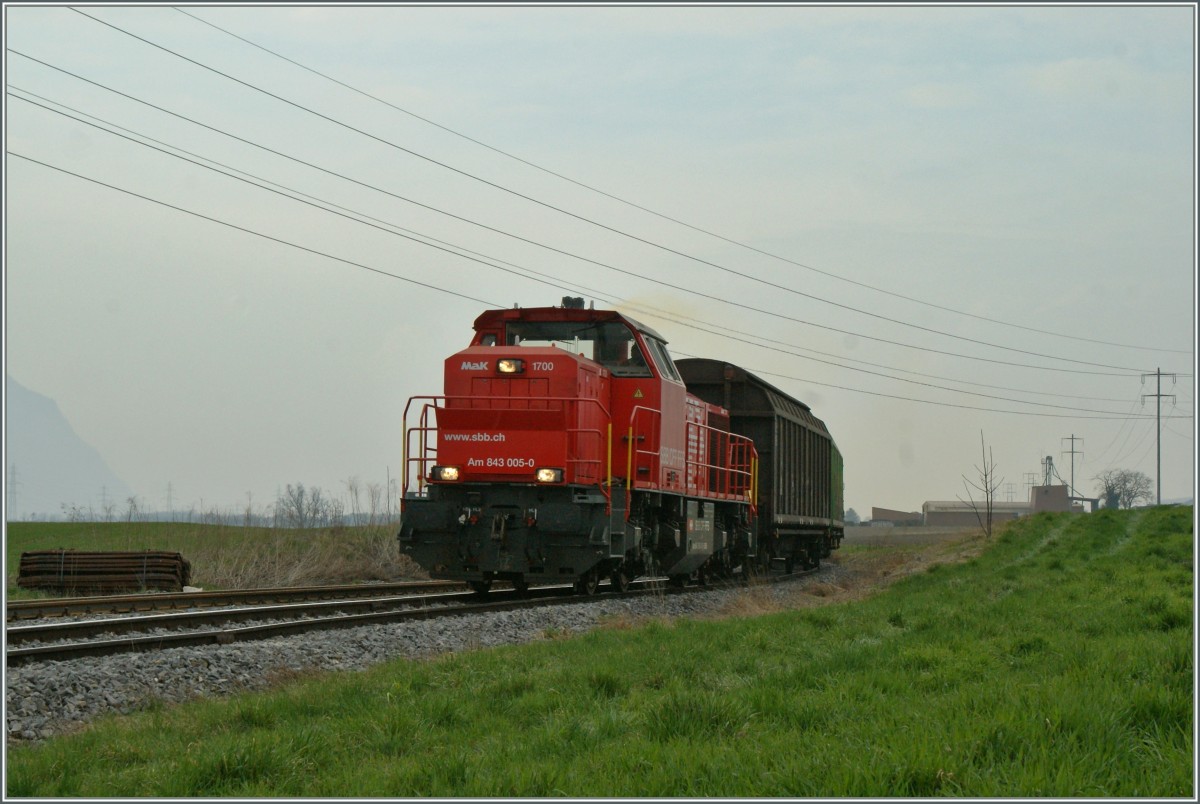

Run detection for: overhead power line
[[9, 88, 1173, 418], [1163, 423, 1194, 441], [673, 354, 1191, 422], [7, 151, 500, 308], [12, 84, 1177, 411], [12, 149, 1193, 425], [1109, 419, 1155, 470], [1086, 398, 1144, 467], [173, 5, 1191, 359], [57, 10, 1174, 373], [22, 83, 1188, 418], [3, 51, 1153, 378]]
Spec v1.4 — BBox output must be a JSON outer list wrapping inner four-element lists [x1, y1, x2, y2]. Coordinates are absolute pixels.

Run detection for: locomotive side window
[[645, 337, 683, 382]]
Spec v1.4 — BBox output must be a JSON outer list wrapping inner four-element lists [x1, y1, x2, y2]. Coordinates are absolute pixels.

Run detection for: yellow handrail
[[625, 425, 634, 518], [606, 423, 613, 513], [751, 456, 759, 514], [400, 423, 407, 510]]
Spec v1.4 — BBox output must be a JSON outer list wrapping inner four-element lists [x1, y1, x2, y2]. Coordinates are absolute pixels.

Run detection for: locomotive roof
[[473, 306, 668, 343]]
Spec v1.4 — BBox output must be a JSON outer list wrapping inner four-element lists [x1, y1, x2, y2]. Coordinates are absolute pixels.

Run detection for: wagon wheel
[[750, 547, 773, 583], [513, 579, 530, 595], [468, 580, 492, 595], [610, 568, 630, 594], [668, 574, 688, 589], [574, 570, 599, 596]]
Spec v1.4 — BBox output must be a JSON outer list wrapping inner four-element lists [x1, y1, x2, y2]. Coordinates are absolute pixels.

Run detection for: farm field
[[4, 520, 424, 596], [842, 524, 980, 547], [4, 507, 1193, 796]]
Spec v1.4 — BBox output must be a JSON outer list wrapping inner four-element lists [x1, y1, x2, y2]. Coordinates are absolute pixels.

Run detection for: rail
[[5, 581, 464, 621], [7, 570, 820, 666]]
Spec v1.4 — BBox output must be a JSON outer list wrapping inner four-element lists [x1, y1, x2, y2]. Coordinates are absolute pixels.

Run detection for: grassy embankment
[[4, 520, 423, 596], [5, 507, 1193, 796]]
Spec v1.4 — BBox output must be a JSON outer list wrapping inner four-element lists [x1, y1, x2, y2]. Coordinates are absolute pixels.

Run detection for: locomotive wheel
[[574, 570, 599, 596], [610, 569, 630, 594], [468, 580, 492, 595]]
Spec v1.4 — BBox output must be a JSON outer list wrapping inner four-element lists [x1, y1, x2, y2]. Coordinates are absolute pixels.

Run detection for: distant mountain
[[5, 374, 134, 519]]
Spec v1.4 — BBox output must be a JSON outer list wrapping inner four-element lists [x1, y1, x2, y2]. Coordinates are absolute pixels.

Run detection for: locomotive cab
[[467, 308, 685, 495]]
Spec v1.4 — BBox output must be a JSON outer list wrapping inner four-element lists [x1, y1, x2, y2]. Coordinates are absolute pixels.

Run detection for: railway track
[[5, 580, 464, 621], [5, 569, 818, 668]]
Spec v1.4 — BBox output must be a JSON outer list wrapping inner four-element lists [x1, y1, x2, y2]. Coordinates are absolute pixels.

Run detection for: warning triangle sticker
[[633, 388, 644, 398]]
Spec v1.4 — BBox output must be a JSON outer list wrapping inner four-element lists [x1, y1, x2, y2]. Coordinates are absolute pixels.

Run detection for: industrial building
[[920, 484, 1088, 527], [921, 500, 1031, 527], [870, 507, 923, 526]]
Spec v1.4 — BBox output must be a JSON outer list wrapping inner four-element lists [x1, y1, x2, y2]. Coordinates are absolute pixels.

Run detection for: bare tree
[[1094, 469, 1122, 510], [305, 486, 327, 528], [1094, 469, 1154, 509], [61, 502, 87, 522], [280, 483, 311, 528], [959, 430, 1003, 537], [366, 483, 383, 526], [1122, 471, 1154, 508], [345, 476, 362, 526], [276, 483, 343, 528], [327, 496, 346, 528]]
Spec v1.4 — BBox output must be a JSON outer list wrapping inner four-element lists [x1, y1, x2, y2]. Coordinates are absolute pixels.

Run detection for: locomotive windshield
[[506, 321, 653, 377]]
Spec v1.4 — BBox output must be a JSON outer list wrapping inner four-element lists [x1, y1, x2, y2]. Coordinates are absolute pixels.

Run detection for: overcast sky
[[4, 3, 1196, 520]]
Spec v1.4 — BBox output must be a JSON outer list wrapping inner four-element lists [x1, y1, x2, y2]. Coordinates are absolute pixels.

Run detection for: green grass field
[[5, 507, 1193, 796]]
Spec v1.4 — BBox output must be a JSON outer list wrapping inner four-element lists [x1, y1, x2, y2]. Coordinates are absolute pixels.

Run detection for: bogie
[[574, 569, 600, 596]]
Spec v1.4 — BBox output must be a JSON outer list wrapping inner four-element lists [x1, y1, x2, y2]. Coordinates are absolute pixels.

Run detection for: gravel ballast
[[5, 576, 843, 745]]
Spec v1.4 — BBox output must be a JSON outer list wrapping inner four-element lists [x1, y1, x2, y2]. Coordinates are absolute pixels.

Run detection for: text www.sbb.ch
[[443, 432, 507, 442]]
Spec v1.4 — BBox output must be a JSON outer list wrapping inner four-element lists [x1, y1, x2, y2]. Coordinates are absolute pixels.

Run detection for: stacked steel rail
[[16, 550, 192, 594]]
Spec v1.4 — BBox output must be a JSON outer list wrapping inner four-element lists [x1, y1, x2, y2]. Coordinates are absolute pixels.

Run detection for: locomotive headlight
[[432, 465, 460, 482], [535, 468, 563, 483], [497, 358, 525, 374]]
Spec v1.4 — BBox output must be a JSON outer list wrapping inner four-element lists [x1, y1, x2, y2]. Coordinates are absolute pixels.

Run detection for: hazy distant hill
[[5, 374, 134, 519]]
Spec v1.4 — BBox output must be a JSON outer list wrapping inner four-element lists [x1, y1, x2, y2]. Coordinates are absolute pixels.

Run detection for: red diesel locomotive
[[398, 298, 843, 594]]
